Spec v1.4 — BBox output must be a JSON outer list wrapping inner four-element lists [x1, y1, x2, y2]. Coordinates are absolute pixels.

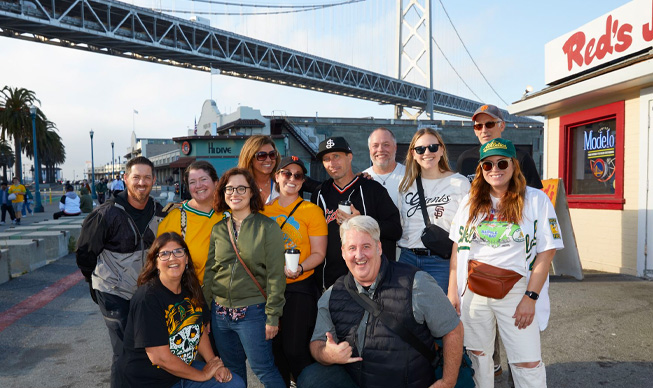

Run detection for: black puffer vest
[[329, 258, 435, 388]]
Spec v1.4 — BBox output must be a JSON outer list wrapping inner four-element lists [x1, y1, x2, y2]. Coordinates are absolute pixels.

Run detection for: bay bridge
[[0, 0, 536, 122]]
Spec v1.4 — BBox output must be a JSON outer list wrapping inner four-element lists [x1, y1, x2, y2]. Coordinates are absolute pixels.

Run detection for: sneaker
[[11, 219, 16, 224], [0, 221, 4, 225], [494, 365, 503, 377]]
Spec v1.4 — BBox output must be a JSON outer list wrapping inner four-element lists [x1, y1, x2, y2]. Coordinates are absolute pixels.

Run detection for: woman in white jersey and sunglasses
[[397, 127, 470, 292], [448, 138, 563, 388]]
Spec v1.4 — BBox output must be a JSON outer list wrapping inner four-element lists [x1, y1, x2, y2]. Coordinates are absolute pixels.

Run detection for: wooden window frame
[[558, 101, 625, 210]]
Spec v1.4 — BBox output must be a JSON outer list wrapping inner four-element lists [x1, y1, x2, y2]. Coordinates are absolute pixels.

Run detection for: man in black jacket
[[76, 156, 165, 388], [311, 137, 401, 292], [456, 104, 543, 189]]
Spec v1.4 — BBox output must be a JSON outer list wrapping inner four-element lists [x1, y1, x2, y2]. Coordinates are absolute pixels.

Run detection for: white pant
[[461, 277, 546, 388]]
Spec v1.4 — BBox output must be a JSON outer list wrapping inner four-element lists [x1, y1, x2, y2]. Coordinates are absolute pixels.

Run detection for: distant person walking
[[112, 174, 124, 197], [8, 177, 26, 225], [0, 181, 16, 224], [22, 186, 33, 216], [96, 178, 107, 204], [53, 184, 82, 219]]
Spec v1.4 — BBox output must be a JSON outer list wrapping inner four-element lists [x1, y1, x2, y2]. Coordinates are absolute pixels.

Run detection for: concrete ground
[[1, 191, 651, 387]]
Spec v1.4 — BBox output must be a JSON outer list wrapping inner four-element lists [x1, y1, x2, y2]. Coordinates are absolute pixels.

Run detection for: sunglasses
[[256, 150, 277, 161], [413, 143, 440, 154], [158, 248, 186, 261], [224, 185, 250, 195], [277, 169, 304, 180], [481, 159, 511, 171], [473, 121, 501, 130]]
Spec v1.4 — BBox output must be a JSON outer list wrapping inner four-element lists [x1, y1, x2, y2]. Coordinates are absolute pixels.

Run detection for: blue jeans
[[170, 361, 245, 388], [297, 363, 358, 388], [399, 248, 450, 292], [211, 302, 285, 388]]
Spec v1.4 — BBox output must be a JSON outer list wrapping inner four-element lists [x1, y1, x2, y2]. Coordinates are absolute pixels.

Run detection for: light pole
[[29, 105, 44, 213], [111, 141, 115, 179], [90, 130, 97, 199]]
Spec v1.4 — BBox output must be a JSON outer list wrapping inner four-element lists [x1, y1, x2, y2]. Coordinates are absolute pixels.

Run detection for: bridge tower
[[396, 0, 434, 120]]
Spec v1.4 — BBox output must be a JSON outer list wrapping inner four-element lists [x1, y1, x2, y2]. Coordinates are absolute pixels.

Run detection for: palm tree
[[24, 121, 66, 183], [0, 86, 45, 181], [0, 139, 14, 181]]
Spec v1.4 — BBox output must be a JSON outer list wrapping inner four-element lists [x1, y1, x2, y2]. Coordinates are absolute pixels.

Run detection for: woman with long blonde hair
[[397, 127, 470, 292], [448, 138, 564, 388], [238, 135, 281, 205]]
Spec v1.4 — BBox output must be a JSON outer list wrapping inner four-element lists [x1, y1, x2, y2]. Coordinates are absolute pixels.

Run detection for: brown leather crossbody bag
[[467, 260, 522, 299]]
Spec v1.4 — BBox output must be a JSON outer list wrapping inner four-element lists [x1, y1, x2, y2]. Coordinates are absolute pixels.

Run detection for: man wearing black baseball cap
[[456, 104, 543, 190], [311, 136, 402, 291]]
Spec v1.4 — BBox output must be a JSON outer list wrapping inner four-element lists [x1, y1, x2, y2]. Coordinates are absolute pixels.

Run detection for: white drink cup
[[338, 200, 352, 214], [285, 248, 301, 273]]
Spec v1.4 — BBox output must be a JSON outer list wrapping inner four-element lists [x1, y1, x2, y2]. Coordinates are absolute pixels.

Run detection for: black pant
[[97, 192, 106, 204], [1, 203, 15, 222], [96, 290, 130, 388], [53, 211, 81, 220], [273, 278, 319, 386]]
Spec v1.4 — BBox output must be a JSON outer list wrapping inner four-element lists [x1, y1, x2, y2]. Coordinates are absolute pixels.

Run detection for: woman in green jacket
[[203, 167, 286, 387]]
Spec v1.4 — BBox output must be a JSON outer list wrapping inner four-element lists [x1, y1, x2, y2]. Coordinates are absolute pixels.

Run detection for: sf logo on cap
[[326, 139, 335, 149]]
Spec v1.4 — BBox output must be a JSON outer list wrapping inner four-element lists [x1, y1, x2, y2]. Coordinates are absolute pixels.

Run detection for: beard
[[128, 185, 151, 203]]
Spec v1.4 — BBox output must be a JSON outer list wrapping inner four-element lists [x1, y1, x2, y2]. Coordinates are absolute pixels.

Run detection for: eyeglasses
[[255, 150, 277, 161], [224, 185, 250, 195], [277, 169, 304, 180], [481, 159, 511, 171], [473, 121, 501, 130], [158, 248, 186, 261], [413, 143, 440, 154]]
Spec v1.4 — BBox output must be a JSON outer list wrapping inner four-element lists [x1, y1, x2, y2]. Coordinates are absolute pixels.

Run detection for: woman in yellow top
[[158, 161, 221, 283], [8, 177, 26, 225], [262, 156, 327, 386]]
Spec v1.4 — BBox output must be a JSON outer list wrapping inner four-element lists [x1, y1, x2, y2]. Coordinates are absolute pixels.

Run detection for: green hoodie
[[203, 212, 286, 326]]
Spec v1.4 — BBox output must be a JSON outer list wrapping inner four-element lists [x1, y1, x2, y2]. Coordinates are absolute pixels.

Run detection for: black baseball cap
[[316, 137, 352, 161], [472, 104, 505, 122], [278, 155, 307, 174]]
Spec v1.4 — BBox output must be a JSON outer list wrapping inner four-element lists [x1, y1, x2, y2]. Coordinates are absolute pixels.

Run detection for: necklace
[[258, 179, 270, 192], [375, 164, 398, 186]]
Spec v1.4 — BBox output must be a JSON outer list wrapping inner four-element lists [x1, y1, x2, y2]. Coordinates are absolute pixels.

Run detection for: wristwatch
[[525, 290, 539, 300]]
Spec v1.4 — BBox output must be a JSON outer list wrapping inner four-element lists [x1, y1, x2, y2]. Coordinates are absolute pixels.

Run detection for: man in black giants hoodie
[[311, 137, 401, 291]]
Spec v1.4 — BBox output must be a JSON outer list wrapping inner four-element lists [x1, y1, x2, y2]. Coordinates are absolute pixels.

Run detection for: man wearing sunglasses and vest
[[456, 104, 543, 380], [456, 104, 543, 190]]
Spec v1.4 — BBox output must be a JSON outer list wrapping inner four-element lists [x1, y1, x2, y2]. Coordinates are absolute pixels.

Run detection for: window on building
[[559, 101, 624, 210]]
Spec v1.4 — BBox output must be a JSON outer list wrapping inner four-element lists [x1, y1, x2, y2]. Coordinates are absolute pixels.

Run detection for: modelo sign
[[545, 0, 653, 84]]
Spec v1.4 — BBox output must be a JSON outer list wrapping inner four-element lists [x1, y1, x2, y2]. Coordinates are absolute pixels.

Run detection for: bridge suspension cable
[[436, 0, 508, 106], [154, 0, 364, 16], [432, 37, 483, 102]]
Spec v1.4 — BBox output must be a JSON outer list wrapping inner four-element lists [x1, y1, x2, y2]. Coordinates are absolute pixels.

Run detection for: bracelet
[[298, 263, 304, 275]]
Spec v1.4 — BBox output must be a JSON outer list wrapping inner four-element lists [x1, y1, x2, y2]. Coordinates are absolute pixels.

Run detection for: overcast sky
[[0, 0, 624, 181]]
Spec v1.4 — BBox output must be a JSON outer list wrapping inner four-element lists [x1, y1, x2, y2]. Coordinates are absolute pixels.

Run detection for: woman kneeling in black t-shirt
[[118, 232, 245, 388]]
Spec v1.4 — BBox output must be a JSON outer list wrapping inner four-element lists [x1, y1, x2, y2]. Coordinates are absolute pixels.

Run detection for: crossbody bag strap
[[279, 200, 303, 230], [415, 176, 432, 227], [227, 219, 267, 299], [344, 280, 439, 366]]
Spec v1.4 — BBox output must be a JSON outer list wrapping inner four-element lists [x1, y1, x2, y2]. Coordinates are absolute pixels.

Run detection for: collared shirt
[[311, 270, 460, 353]]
